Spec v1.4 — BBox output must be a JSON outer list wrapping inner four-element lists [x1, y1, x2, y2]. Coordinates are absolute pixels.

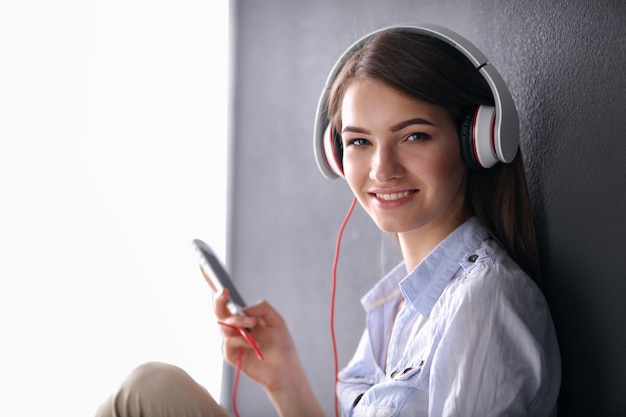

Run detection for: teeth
[[376, 191, 411, 201]]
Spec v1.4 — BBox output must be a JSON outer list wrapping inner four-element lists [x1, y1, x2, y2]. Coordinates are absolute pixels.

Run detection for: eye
[[346, 138, 371, 147], [406, 132, 431, 142]]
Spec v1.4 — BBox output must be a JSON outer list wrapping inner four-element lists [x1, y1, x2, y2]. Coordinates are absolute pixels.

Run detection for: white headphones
[[313, 24, 519, 179]]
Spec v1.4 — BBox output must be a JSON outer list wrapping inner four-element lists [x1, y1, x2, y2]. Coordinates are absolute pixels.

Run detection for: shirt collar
[[360, 216, 489, 316]]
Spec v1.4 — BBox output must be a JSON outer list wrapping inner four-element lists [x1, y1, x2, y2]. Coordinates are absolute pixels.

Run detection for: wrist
[[265, 363, 325, 417]]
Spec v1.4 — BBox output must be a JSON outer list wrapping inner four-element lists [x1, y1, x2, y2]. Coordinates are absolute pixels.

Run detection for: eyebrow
[[341, 118, 435, 134]]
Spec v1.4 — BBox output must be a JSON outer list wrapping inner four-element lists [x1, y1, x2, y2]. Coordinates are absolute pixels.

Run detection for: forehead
[[341, 78, 452, 128]]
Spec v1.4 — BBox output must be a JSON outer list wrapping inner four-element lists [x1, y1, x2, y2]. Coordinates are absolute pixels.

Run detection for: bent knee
[[128, 362, 189, 380], [97, 362, 225, 417], [124, 361, 194, 392]]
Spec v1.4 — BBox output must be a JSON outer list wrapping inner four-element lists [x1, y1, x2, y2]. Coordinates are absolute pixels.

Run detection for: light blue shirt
[[337, 217, 561, 417]]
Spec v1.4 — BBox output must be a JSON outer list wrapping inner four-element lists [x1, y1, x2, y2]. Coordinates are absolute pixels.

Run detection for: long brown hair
[[327, 30, 542, 285]]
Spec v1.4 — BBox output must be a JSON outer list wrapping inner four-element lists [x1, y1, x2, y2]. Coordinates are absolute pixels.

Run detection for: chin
[[373, 221, 410, 234]]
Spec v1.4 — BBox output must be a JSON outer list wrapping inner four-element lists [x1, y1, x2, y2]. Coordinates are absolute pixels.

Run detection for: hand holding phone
[[192, 238, 263, 361]]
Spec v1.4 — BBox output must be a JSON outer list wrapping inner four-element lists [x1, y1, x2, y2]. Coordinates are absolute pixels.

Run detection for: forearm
[[265, 362, 326, 417]]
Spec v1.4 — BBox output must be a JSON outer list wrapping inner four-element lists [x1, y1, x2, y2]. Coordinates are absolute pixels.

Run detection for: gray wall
[[225, 1, 626, 415]]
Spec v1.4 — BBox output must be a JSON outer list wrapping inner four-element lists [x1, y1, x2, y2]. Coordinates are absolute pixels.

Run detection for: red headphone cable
[[232, 347, 243, 417], [330, 196, 357, 417]]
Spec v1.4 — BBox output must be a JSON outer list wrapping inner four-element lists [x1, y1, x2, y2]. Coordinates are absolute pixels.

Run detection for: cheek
[[342, 155, 370, 199], [342, 158, 360, 188], [420, 144, 466, 184], [434, 153, 463, 176]]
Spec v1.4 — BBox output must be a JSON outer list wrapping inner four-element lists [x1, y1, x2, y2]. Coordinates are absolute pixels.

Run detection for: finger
[[218, 318, 263, 359], [241, 299, 268, 317], [213, 288, 233, 320], [242, 300, 282, 327], [218, 315, 257, 331], [222, 332, 255, 361], [216, 319, 240, 338]]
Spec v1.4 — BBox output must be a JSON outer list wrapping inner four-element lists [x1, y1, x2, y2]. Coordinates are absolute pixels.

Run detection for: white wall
[[0, 1, 229, 416]]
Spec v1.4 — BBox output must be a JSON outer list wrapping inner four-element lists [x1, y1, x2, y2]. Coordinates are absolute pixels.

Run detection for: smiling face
[[340, 78, 471, 241]]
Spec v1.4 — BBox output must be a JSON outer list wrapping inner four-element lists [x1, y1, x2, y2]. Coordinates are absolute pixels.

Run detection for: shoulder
[[435, 238, 550, 325], [453, 238, 540, 295]]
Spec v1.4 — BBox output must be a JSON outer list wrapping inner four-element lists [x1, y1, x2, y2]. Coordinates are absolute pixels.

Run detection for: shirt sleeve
[[428, 262, 557, 417], [336, 329, 378, 416]]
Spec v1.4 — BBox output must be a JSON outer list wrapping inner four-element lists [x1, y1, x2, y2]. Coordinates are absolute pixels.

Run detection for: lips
[[375, 190, 413, 201], [370, 190, 418, 208]]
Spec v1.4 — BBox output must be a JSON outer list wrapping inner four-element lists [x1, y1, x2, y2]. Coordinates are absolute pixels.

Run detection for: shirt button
[[390, 370, 399, 378], [468, 254, 478, 262]]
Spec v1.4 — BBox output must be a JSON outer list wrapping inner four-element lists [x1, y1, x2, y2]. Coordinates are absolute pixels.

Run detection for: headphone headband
[[313, 24, 519, 179]]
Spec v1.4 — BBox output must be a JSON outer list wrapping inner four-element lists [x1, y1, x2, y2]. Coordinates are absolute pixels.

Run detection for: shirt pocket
[[388, 358, 429, 390], [352, 360, 428, 417], [389, 363, 423, 381]]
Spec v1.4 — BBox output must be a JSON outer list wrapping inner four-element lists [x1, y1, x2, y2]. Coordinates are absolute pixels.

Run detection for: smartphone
[[192, 238, 264, 361], [192, 238, 247, 315]]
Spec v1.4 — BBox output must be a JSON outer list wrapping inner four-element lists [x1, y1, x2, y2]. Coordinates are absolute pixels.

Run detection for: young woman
[[95, 25, 561, 417]]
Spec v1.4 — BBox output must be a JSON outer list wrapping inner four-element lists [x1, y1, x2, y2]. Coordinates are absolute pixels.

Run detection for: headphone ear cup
[[321, 123, 345, 177], [458, 107, 481, 170], [332, 128, 344, 173], [458, 105, 498, 169]]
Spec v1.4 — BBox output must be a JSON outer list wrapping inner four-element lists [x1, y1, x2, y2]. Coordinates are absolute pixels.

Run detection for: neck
[[398, 209, 472, 273]]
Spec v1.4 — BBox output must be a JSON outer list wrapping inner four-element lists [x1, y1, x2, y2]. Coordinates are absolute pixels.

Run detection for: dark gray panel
[[228, 1, 626, 415]]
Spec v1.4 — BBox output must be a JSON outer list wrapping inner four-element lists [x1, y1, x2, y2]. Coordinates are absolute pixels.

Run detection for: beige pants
[[94, 362, 232, 417]]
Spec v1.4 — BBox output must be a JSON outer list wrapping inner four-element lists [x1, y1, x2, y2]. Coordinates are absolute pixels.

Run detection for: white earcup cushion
[[473, 105, 498, 168]]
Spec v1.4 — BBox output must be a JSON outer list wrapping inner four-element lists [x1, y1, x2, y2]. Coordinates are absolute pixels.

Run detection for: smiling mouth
[[374, 190, 415, 201]]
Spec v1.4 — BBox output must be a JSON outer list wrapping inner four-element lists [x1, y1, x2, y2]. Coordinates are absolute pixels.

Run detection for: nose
[[370, 144, 404, 183]]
